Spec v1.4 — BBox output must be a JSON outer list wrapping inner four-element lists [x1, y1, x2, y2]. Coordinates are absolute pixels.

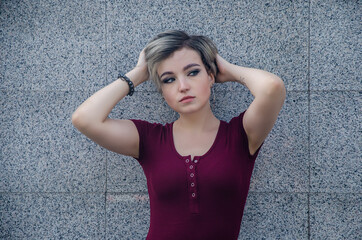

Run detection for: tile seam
[[1, 192, 361, 195], [104, 0, 108, 239], [2, 89, 360, 93], [307, 1, 312, 239]]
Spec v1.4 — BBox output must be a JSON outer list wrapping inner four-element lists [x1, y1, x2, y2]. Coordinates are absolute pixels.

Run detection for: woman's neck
[[174, 104, 219, 133]]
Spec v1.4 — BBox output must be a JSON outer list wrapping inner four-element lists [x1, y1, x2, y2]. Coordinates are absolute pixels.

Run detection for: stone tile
[[0, 34, 4, 88], [252, 91, 309, 192], [0, 89, 30, 125], [214, 90, 309, 192], [0, 193, 105, 239], [0, 0, 40, 90], [310, 193, 362, 240], [310, 0, 361, 90], [107, 0, 308, 91], [0, 90, 106, 192], [310, 91, 361, 193], [106, 193, 150, 239], [2, 0, 107, 91], [109, 91, 178, 124], [107, 153, 147, 193], [107, 91, 178, 192], [239, 193, 308, 239]]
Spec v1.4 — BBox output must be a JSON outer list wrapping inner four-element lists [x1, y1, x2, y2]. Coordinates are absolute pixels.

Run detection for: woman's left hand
[[215, 54, 235, 83]]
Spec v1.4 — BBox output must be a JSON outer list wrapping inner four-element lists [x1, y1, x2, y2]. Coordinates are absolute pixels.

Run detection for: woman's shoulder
[[129, 118, 171, 133], [227, 110, 247, 125]]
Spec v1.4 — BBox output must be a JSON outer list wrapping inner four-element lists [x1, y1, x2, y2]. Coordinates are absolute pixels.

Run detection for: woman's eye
[[162, 77, 175, 84], [189, 70, 200, 76]]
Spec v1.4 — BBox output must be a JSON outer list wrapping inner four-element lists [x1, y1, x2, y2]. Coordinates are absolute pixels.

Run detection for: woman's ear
[[208, 72, 215, 86]]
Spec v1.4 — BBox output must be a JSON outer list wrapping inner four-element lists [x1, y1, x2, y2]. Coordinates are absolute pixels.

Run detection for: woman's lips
[[179, 96, 195, 102]]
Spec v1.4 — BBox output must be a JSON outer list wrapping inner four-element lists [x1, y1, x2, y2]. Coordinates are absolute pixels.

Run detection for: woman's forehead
[[157, 48, 203, 74]]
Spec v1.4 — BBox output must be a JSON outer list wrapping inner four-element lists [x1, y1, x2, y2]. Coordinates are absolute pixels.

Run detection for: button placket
[[184, 157, 200, 213]]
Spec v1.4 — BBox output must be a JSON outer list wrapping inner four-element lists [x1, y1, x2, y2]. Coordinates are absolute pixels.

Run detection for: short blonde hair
[[144, 30, 218, 93]]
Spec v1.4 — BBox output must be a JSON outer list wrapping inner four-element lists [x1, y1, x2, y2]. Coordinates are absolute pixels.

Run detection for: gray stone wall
[[1, 0, 360, 239]]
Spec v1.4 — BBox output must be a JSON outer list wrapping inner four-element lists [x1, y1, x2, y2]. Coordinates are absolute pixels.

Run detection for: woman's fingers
[[136, 48, 147, 68]]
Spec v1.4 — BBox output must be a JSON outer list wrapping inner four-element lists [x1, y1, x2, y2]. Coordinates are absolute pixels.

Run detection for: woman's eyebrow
[[160, 71, 173, 79], [160, 63, 201, 79], [183, 63, 200, 71]]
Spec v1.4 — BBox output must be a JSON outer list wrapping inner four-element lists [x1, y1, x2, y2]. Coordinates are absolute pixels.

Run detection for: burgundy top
[[130, 111, 262, 240]]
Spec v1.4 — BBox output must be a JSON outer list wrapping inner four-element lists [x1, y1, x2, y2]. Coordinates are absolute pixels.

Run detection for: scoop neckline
[[169, 119, 224, 160]]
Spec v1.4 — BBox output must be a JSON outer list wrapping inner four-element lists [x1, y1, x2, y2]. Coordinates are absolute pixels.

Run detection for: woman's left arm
[[215, 55, 286, 155]]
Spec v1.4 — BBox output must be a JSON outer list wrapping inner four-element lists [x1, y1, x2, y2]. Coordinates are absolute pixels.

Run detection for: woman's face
[[157, 47, 215, 115]]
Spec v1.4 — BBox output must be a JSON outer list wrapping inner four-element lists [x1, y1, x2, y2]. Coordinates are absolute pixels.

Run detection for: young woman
[[72, 30, 286, 240]]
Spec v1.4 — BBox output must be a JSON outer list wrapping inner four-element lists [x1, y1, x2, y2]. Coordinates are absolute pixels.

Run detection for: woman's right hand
[[129, 48, 149, 84]]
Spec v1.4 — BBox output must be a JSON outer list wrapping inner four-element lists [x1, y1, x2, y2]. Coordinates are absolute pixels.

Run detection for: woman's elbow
[[268, 76, 286, 100], [71, 110, 87, 130]]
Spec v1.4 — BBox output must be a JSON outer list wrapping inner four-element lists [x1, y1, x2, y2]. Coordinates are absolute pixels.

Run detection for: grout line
[[1, 191, 361, 195], [0, 192, 112, 194], [104, 1, 108, 239], [3, 88, 361, 94], [307, 0, 312, 239]]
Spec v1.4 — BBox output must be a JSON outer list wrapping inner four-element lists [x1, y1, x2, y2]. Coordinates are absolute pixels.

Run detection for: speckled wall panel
[[0, 90, 106, 192], [107, 0, 309, 92], [0, 0, 38, 90], [213, 90, 310, 192], [1, 0, 361, 239], [249, 91, 309, 192], [310, 91, 361, 193], [1, 0, 107, 92], [310, 0, 361, 90], [0, 193, 105, 239], [32, 0, 107, 91], [310, 193, 361, 240], [106, 193, 150, 239], [239, 193, 308, 239]]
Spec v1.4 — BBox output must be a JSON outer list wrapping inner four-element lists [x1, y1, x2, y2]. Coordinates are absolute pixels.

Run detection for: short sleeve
[[129, 119, 149, 164], [229, 110, 264, 161]]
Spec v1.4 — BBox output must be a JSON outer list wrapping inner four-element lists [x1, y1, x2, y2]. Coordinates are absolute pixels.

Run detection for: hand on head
[[136, 48, 148, 69], [131, 48, 149, 84], [215, 54, 233, 83]]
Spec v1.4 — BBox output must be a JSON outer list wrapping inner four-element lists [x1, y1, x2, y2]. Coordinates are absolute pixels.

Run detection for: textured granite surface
[[1, 0, 107, 91], [107, 0, 309, 92], [0, 90, 106, 192], [1, 0, 361, 239], [107, 153, 147, 193], [214, 90, 310, 192], [0, 193, 105, 239], [106, 193, 150, 239], [252, 91, 309, 192], [310, 193, 362, 240], [310, 0, 361, 90], [239, 193, 308, 239], [0, 0, 38, 90], [310, 91, 361, 193]]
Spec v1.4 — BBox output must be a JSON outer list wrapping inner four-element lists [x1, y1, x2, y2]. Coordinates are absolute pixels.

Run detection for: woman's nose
[[178, 77, 190, 92]]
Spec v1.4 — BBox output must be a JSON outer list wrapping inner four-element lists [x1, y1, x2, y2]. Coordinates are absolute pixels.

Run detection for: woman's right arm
[[71, 51, 149, 158]]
